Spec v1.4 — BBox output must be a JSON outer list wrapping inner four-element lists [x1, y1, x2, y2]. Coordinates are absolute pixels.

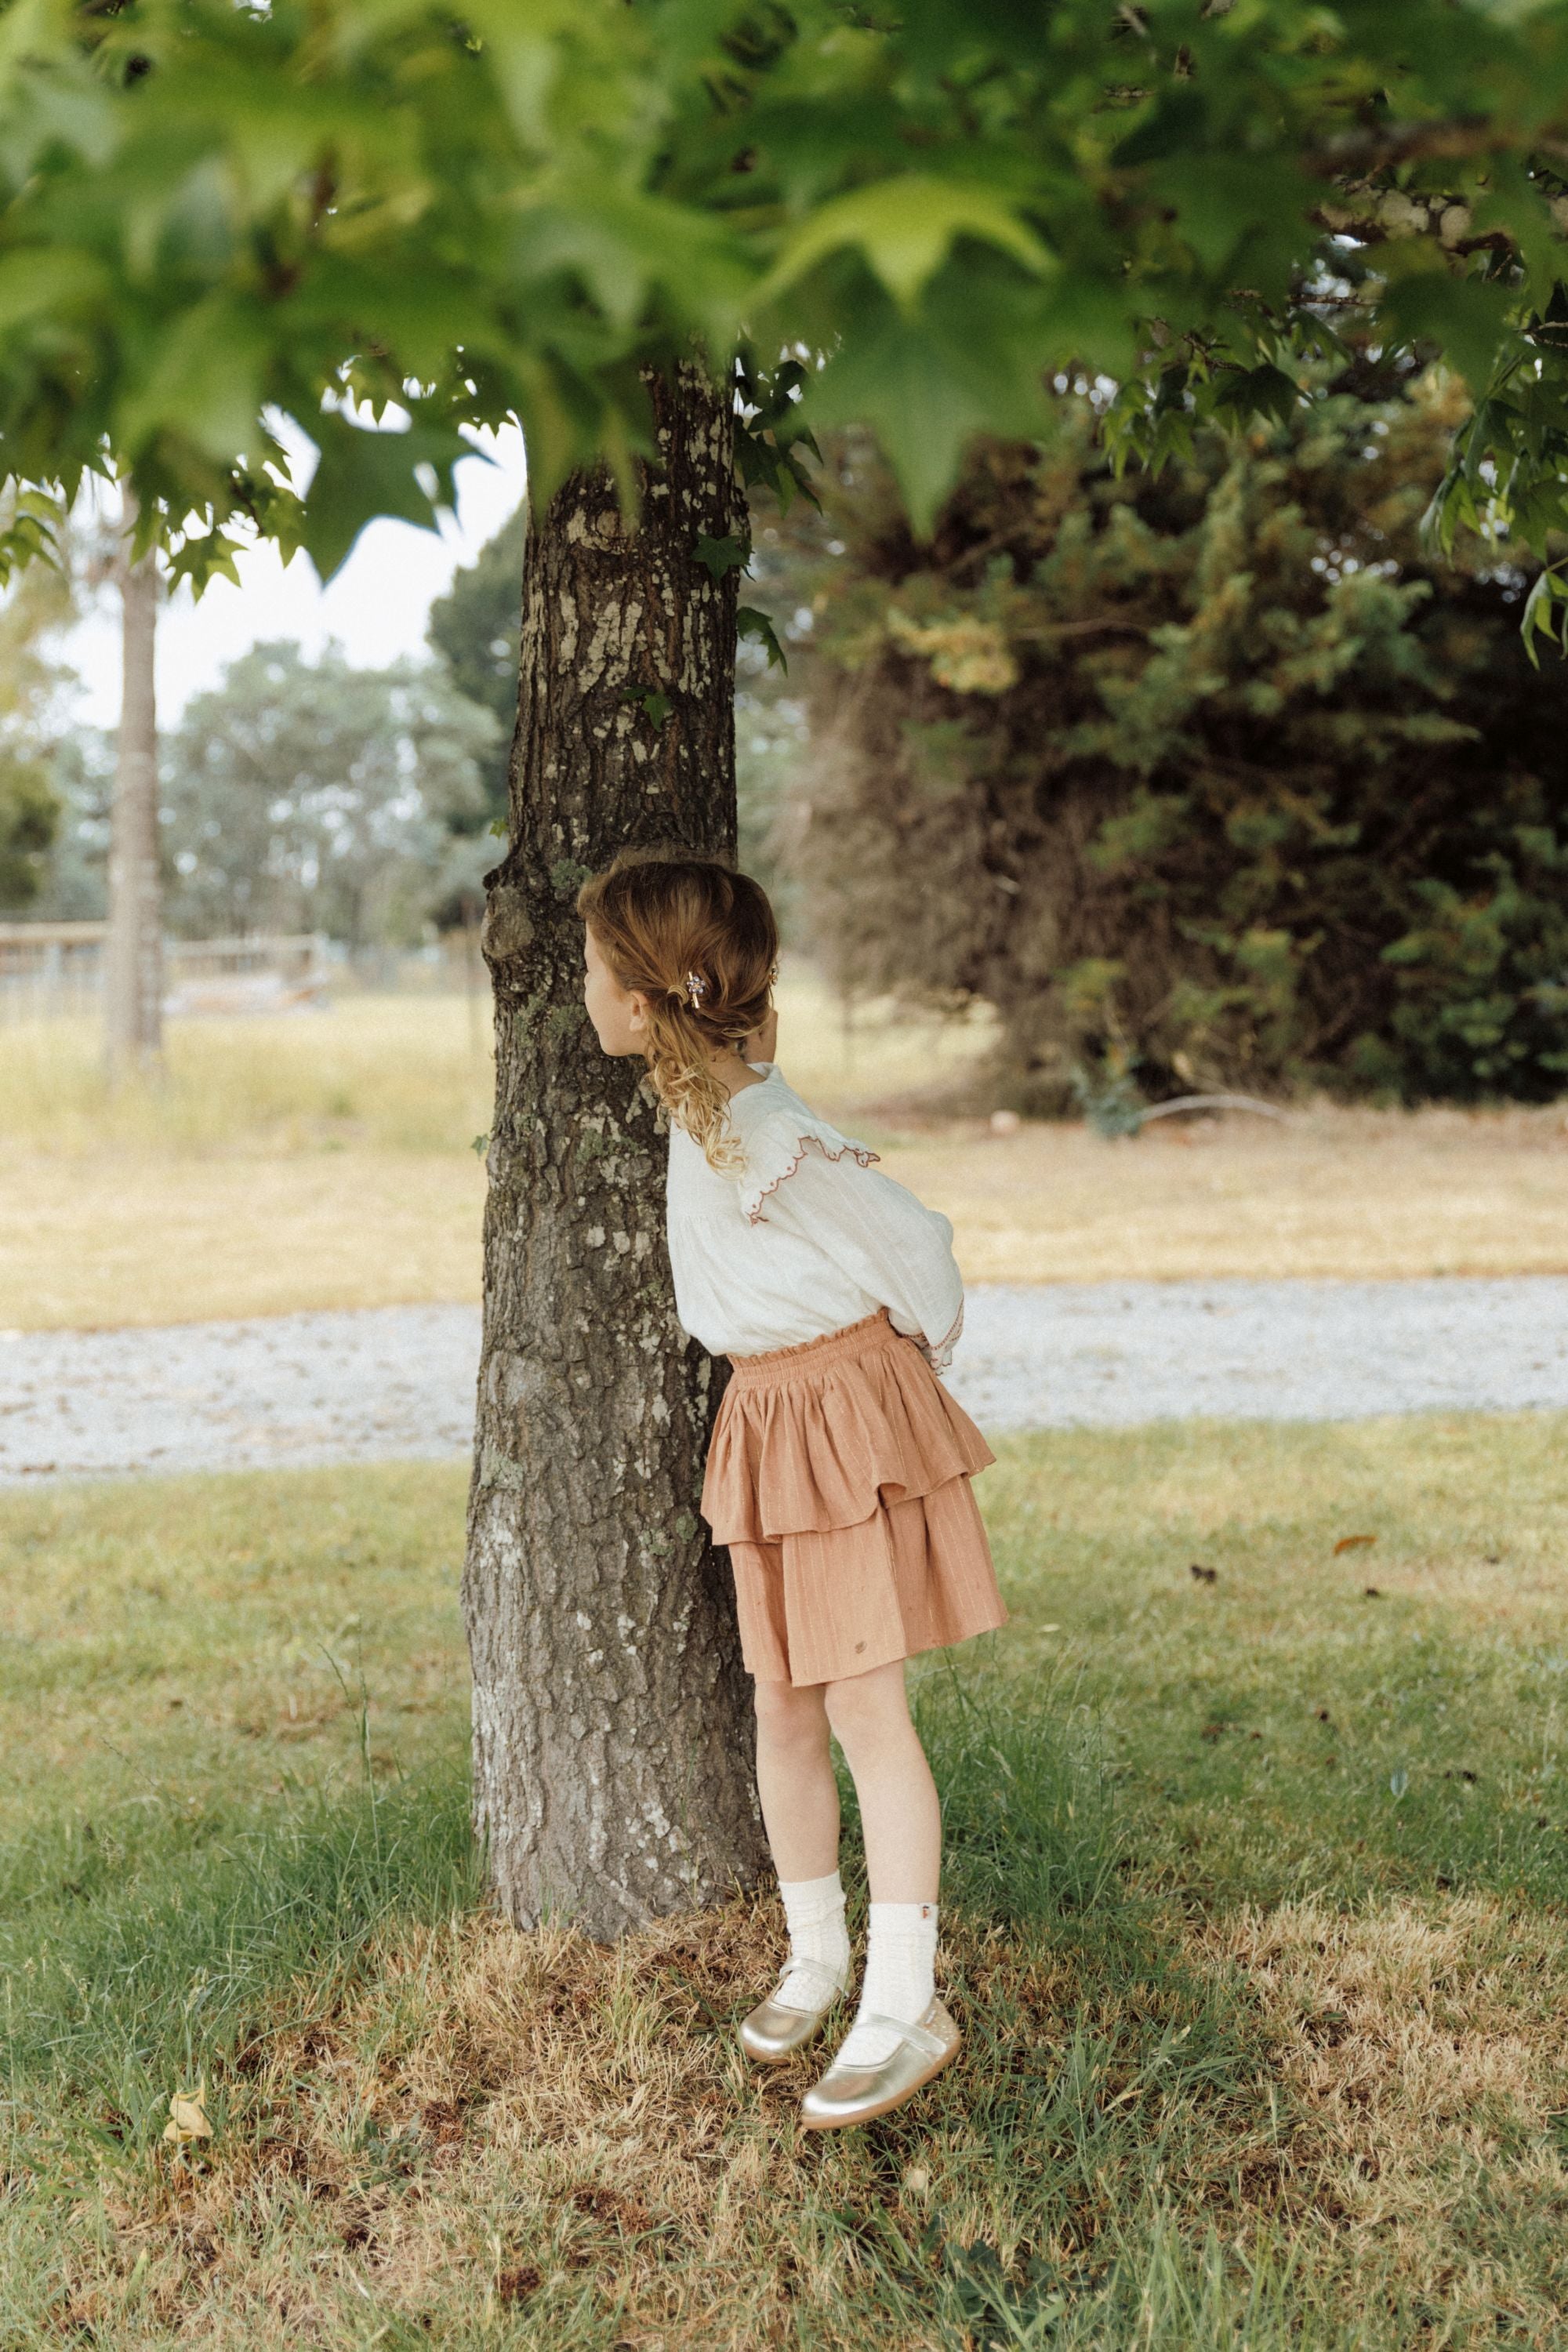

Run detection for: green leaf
[[1521, 564, 1568, 668], [0, 248, 105, 332], [1211, 365, 1301, 427], [806, 318, 988, 532], [509, 187, 753, 339], [299, 406, 470, 582], [0, 500, 65, 591], [804, 278, 1056, 534], [737, 605, 786, 671], [1380, 270, 1517, 396], [694, 532, 749, 579], [1145, 153, 1309, 278], [1111, 87, 1207, 170], [118, 294, 269, 466], [165, 532, 245, 597], [759, 175, 1053, 312], [620, 684, 671, 727]]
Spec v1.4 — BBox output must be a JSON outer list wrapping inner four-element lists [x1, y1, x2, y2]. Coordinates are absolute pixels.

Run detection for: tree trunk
[[105, 484, 162, 1080], [463, 359, 768, 1940]]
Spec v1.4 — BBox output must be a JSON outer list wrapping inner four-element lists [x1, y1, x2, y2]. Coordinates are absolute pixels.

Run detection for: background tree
[[0, 517, 72, 910], [162, 640, 497, 949], [0, 748, 57, 908], [777, 368, 1568, 1112], [104, 485, 162, 1079], [426, 503, 527, 853], [20, 730, 112, 920], [2, 0, 1567, 1936]]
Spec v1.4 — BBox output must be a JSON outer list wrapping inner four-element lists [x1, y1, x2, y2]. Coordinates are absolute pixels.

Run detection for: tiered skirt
[[701, 1308, 1008, 1687]]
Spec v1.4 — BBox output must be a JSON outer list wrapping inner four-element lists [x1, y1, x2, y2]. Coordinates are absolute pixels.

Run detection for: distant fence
[[0, 924, 336, 1022]]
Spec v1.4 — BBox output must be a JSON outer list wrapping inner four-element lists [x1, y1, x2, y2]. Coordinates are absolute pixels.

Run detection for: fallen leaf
[[1038, 1622, 1062, 1633], [1363, 1586, 1381, 1599], [1189, 1563, 1218, 1584], [163, 2079, 212, 2144], [1334, 1534, 1377, 1555]]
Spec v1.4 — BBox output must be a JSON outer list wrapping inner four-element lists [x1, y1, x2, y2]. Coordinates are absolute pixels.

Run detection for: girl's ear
[[627, 990, 652, 1033]]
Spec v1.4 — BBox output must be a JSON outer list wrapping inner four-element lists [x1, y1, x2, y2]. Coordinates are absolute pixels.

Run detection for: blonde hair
[[577, 851, 778, 1173]]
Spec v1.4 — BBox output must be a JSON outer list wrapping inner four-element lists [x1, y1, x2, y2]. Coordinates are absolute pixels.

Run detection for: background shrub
[[771, 365, 1568, 1109]]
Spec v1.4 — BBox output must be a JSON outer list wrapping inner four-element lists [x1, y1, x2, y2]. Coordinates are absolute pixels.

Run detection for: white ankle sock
[[775, 1871, 850, 2007], [835, 1900, 938, 2067]]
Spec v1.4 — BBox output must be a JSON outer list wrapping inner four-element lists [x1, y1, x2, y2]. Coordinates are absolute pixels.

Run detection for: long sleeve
[[735, 1104, 965, 1373]]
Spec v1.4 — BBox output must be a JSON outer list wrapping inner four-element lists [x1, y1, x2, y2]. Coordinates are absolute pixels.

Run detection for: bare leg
[[753, 1676, 840, 1882], [823, 1659, 940, 1902]]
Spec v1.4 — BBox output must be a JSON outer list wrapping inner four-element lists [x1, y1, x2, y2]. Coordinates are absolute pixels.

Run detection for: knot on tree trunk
[[481, 882, 535, 970]]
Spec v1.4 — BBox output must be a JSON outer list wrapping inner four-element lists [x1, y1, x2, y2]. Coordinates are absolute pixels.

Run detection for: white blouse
[[665, 1063, 965, 1370]]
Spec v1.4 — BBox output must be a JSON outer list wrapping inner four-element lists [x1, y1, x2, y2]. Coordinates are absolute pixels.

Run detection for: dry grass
[[1200, 1896, 1568, 2254], [21, 1892, 1568, 2347], [0, 1150, 485, 1330], [2, 977, 1566, 1327], [0, 993, 497, 1158], [887, 1102, 1568, 1284]]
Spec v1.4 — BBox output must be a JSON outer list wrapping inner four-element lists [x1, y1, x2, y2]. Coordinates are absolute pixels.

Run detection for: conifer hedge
[[782, 372, 1568, 1109]]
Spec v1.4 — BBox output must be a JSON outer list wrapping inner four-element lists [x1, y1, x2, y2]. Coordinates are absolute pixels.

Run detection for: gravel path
[[2, 1277, 1566, 1484]]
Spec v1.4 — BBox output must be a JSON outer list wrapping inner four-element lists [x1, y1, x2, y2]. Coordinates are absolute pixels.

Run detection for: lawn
[[2, 983, 1566, 1327], [3, 1413, 1566, 2347]]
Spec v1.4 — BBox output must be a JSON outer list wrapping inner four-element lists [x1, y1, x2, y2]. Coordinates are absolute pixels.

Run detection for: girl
[[579, 851, 1007, 2129]]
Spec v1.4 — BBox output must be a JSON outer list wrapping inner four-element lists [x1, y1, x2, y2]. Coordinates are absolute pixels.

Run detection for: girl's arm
[[745, 1134, 966, 1373]]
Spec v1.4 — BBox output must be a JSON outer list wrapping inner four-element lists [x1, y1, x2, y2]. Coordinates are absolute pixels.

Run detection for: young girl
[[579, 851, 1007, 2130]]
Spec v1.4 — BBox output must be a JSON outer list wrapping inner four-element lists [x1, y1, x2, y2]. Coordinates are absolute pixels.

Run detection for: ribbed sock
[[834, 1900, 938, 2067], [775, 1870, 850, 2009]]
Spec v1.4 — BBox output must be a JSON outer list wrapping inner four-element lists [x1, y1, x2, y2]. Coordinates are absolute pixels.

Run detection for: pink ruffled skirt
[[702, 1308, 1008, 1687]]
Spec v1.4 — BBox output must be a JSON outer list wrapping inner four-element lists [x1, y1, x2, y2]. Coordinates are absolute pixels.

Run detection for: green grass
[[2, 1420, 1566, 2347], [982, 1412, 1568, 1910], [0, 1465, 475, 2128]]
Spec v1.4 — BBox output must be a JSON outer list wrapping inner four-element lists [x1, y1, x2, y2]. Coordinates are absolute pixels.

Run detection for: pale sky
[[56, 415, 529, 730]]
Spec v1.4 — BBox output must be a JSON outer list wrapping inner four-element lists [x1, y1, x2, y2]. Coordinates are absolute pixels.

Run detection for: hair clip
[[684, 970, 709, 1009]]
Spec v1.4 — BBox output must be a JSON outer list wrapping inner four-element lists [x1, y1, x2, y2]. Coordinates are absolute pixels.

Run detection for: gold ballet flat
[[739, 1958, 847, 2064], [799, 1998, 961, 2130]]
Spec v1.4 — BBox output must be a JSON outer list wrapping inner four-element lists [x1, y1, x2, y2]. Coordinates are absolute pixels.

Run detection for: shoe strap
[[775, 1956, 846, 2008], [853, 2009, 947, 2062]]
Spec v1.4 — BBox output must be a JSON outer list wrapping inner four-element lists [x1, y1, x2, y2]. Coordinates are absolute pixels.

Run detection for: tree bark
[[105, 483, 162, 1080], [463, 359, 768, 1940]]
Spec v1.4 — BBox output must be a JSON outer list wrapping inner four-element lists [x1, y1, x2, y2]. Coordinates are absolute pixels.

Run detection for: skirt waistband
[[725, 1308, 901, 1388]]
